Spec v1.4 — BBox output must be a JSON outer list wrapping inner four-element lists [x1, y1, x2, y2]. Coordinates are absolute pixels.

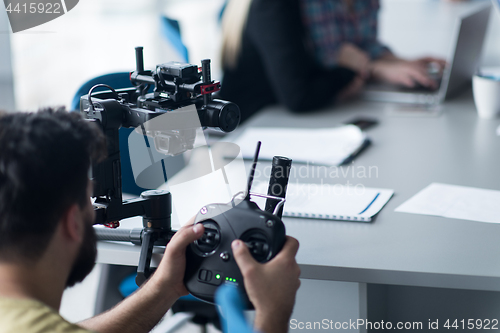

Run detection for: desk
[[98, 89, 500, 289], [245, 92, 500, 293], [96, 90, 500, 330]]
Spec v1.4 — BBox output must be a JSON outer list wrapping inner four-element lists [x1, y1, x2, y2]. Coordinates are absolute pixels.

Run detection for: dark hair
[[0, 107, 106, 262]]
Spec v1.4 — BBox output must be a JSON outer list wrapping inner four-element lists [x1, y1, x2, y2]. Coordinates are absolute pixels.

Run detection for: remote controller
[[184, 142, 292, 307]]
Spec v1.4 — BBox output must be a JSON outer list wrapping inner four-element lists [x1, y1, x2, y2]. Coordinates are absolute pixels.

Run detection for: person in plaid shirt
[[219, 0, 446, 122], [300, 0, 445, 91], [301, 0, 390, 69]]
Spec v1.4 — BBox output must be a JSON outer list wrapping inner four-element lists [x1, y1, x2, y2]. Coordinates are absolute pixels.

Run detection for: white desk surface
[[97, 89, 500, 292]]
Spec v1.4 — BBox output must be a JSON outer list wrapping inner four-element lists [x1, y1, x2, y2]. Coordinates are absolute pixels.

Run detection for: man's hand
[[232, 236, 301, 333], [79, 219, 205, 333], [370, 56, 446, 89], [337, 43, 371, 79], [150, 218, 205, 300]]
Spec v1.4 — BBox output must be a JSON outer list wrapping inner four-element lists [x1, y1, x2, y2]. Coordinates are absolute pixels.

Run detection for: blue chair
[[70, 72, 132, 112], [160, 16, 189, 63], [218, 0, 228, 24], [215, 284, 255, 333]]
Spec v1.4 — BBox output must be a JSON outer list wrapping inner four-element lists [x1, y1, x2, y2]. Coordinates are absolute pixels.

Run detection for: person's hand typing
[[232, 236, 301, 333], [369, 56, 446, 89]]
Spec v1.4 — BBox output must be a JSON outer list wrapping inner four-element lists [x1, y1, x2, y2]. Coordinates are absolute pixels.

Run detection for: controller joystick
[[184, 142, 292, 307], [241, 230, 271, 262], [193, 221, 221, 255]]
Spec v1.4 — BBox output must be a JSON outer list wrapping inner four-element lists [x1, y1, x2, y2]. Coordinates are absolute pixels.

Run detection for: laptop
[[363, 5, 492, 106]]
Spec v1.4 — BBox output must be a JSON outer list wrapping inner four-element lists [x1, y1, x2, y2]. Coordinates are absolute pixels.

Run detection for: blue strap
[[215, 285, 256, 333]]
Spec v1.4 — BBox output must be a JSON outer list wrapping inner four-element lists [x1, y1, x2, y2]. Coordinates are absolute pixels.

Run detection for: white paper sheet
[[395, 183, 500, 224], [233, 125, 367, 165]]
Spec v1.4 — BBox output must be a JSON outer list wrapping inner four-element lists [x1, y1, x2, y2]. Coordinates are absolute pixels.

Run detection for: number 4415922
[[444, 319, 498, 330], [5, 2, 62, 14]]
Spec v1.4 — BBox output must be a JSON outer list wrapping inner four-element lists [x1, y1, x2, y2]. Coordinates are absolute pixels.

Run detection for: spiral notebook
[[254, 183, 394, 222]]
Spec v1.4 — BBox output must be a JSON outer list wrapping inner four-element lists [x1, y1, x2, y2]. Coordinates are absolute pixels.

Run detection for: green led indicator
[[215, 274, 221, 280], [225, 277, 229, 281]]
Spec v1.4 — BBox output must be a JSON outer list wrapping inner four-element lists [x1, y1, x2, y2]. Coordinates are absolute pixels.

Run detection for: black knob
[[194, 221, 221, 255], [265, 156, 292, 218], [135, 46, 144, 73], [240, 230, 271, 263]]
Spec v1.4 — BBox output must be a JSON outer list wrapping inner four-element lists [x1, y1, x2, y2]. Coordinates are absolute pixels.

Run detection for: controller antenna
[[265, 156, 292, 219], [245, 141, 261, 200]]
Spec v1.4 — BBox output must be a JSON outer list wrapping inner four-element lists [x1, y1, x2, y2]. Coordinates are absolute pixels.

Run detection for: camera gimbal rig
[[80, 47, 240, 285]]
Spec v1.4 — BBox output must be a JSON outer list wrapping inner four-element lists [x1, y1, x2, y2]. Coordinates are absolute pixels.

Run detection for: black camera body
[[158, 61, 199, 81]]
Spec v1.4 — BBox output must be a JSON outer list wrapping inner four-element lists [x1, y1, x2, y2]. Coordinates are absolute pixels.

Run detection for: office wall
[[8, 0, 224, 112], [6, 0, 499, 112], [0, 6, 15, 111]]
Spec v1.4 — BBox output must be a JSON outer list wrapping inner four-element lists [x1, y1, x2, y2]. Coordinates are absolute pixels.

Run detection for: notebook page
[[234, 125, 366, 165], [395, 183, 500, 224]]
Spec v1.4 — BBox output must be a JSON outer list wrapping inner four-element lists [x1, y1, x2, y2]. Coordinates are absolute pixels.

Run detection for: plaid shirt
[[300, 0, 390, 68]]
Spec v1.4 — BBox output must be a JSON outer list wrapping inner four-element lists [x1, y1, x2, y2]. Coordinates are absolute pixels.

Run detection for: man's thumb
[[231, 239, 257, 274]]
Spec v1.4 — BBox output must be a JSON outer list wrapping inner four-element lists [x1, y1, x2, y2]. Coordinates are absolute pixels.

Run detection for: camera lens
[[202, 99, 240, 133]]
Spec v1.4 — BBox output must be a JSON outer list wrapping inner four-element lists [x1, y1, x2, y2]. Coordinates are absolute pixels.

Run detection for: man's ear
[[59, 204, 84, 243]]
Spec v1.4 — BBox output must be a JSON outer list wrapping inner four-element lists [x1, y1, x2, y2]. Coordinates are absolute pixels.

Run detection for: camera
[[81, 47, 240, 159], [88, 48, 292, 305], [83, 47, 240, 284]]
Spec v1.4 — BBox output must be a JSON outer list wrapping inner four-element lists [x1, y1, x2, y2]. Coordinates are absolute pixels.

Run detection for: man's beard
[[66, 214, 97, 288]]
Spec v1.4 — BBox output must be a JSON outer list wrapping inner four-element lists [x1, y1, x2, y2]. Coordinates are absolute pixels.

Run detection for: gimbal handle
[[135, 227, 176, 285], [95, 226, 176, 285]]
